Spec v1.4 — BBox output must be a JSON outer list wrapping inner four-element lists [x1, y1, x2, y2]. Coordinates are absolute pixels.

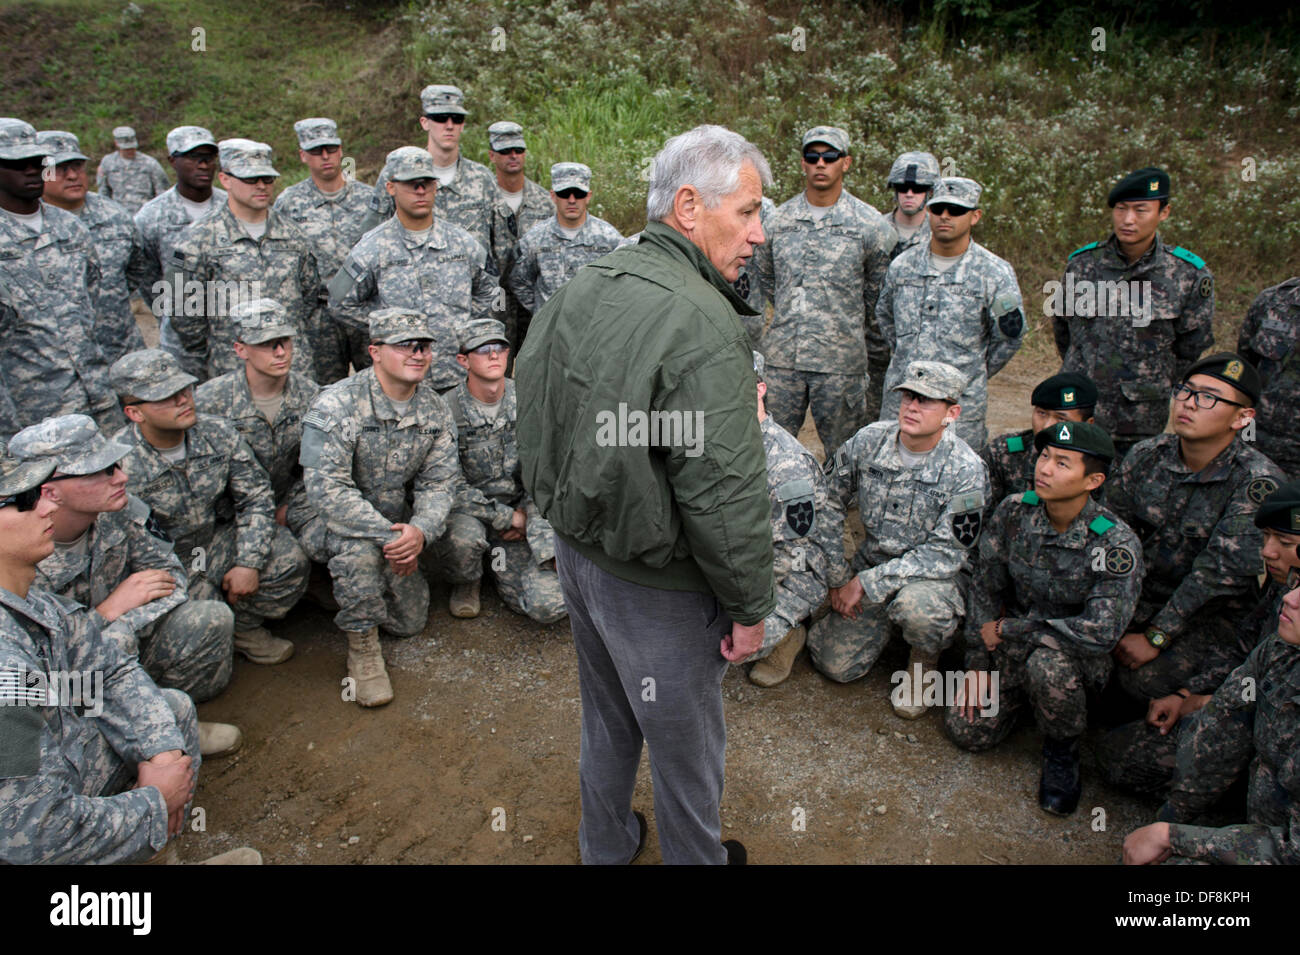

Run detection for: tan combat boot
[[198, 721, 242, 757], [234, 626, 294, 665], [449, 578, 481, 618], [748, 626, 806, 688], [195, 847, 263, 865], [346, 627, 393, 707], [892, 646, 939, 719]]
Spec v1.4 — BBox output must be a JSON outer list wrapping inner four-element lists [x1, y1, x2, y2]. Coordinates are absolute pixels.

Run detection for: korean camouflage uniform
[[133, 184, 228, 305], [372, 155, 498, 252], [488, 177, 552, 354], [438, 378, 567, 624], [754, 190, 895, 455], [71, 193, 149, 363], [0, 586, 198, 864], [1237, 277, 1300, 479], [1105, 434, 1282, 699], [95, 150, 170, 218], [1054, 234, 1214, 456], [979, 428, 1037, 519], [877, 240, 1024, 450], [299, 368, 461, 635], [807, 422, 989, 682], [508, 215, 624, 317], [944, 492, 1143, 749]]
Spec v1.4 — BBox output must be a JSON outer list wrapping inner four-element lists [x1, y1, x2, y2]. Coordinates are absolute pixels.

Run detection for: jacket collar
[[639, 221, 757, 316]]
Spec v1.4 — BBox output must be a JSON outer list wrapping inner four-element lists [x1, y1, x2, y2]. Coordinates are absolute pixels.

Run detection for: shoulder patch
[[1088, 515, 1116, 536], [1006, 434, 1025, 453], [1168, 246, 1206, 269], [1067, 241, 1100, 260], [303, 408, 332, 432], [1247, 477, 1278, 505], [953, 491, 985, 513], [0, 702, 43, 778], [1104, 545, 1136, 576], [1020, 490, 1042, 505], [126, 494, 151, 524]]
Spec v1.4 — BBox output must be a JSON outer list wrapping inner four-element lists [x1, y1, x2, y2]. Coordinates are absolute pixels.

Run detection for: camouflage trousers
[[1095, 712, 1198, 797], [863, 347, 891, 427], [765, 366, 869, 459], [431, 513, 567, 625], [1117, 613, 1246, 700], [807, 578, 963, 683], [944, 644, 1111, 750], [750, 575, 825, 660], [88, 402, 127, 443], [323, 531, 431, 637], [189, 522, 311, 632], [423, 511, 493, 584], [137, 598, 236, 703], [308, 303, 350, 385], [99, 303, 148, 366]]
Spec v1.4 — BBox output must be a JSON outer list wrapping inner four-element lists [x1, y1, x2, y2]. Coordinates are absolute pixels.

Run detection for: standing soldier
[[732, 195, 775, 343], [884, 151, 940, 261], [37, 130, 148, 363], [1237, 277, 1300, 479], [1054, 167, 1215, 460], [95, 125, 169, 217], [754, 126, 895, 456], [878, 176, 1024, 451]]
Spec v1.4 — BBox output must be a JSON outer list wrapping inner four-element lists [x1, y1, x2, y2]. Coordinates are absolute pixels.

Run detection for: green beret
[[1108, 167, 1170, 207], [1182, 352, 1261, 405], [1031, 372, 1098, 411], [1033, 420, 1115, 461], [1254, 480, 1300, 534]]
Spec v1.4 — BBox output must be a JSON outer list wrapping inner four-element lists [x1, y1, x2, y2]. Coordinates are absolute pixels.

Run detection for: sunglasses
[[495, 147, 525, 156], [0, 486, 44, 511], [386, 340, 433, 355], [46, 462, 123, 482], [426, 113, 466, 125], [234, 175, 276, 185], [468, 343, 507, 357], [305, 144, 341, 156], [1, 156, 47, 171], [555, 188, 588, 200], [894, 182, 928, 194], [928, 203, 972, 217], [803, 149, 844, 164]]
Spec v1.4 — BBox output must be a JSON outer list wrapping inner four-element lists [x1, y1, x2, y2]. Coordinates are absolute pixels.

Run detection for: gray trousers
[[555, 538, 731, 865]]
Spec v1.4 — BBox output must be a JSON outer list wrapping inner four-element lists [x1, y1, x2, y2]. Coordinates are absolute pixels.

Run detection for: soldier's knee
[[159, 687, 197, 735]]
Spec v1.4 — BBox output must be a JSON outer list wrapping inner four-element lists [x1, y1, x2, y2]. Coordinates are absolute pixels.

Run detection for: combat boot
[[346, 627, 393, 707], [195, 847, 262, 865], [892, 646, 938, 719], [748, 626, 806, 687], [198, 721, 242, 757], [234, 626, 294, 665], [449, 578, 481, 618], [1039, 735, 1082, 815]]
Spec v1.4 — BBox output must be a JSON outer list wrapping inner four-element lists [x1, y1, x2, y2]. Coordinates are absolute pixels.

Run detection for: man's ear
[[672, 185, 700, 231], [123, 403, 145, 425], [1085, 471, 1107, 494], [455, 353, 469, 371]]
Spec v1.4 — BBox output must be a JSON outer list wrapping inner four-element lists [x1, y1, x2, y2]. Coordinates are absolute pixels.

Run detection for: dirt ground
[[134, 303, 1155, 864]]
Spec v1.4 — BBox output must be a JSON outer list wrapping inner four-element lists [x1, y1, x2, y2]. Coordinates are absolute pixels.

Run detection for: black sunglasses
[[234, 175, 276, 185], [46, 462, 123, 482], [305, 144, 341, 156], [0, 486, 44, 511], [426, 113, 466, 125], [929, 203, 972, 217], [495, 147, 525, 155], [894, 182, 928, 194], [555, 188, 588, 200], [803, 149, 844, 164]]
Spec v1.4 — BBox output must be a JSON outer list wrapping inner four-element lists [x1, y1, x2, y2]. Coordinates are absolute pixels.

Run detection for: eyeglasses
[[386, 340, 433, 355], [894, 182, 928, 194], [306, 144, 341, 156], [468, 343, 507, 357], [397, 178, 436, 192], [928, 203, 971, 217], [46, 462, 123, 482], [426, 113, 465, 125], [234, 175, 276, 185], [802, 149, 844, 165], [495, 147, 525, 156], [0, 486, 44, 511], [1171, 384, 1246, 410], [555, 188, 588, 200], [245, 336, 292, 352], [898, 389, 945, 408]]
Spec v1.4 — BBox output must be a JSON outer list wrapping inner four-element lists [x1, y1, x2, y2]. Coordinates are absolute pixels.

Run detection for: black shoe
[[723, 839, 747, 865], [1039, 735, 1082, 816], [629, 811, 647, 864]]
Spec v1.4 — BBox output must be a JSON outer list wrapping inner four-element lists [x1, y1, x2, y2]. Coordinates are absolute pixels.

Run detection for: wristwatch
[[1145, 627, 1170, 650]]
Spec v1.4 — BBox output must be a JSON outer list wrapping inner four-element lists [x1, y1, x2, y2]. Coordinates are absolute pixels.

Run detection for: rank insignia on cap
[[1149, 180, 1160, 192], [1062, 390, 1074, 404], [1058, 424, 1072, 442], [1224, 359, 1243, 381]]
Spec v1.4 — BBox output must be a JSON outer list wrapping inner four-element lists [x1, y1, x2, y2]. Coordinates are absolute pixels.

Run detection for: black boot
[[1039, 736, 1082, 816]]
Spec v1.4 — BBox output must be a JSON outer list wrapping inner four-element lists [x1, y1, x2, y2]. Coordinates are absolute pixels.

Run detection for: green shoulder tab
[[1006, 434, 1025, 453], [1088, 515, 1116, 536], [1020, 490, 1041, 505], [1067, 241, 1100, 261], [1168, 246, 1206, 269]]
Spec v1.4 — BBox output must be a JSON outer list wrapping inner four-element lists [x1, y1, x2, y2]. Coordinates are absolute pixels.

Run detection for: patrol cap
[[112, 125, 138, 148], [1254, 480, 1300, 534], [1181, 352, 1261, 406], [230, 298, 297, 344], [110, 348, 199, 402], [384, 146, 438, 183], [36, 130, 89, 165], [802, 126, 850, 154], [460, 319, 509, 353], [0, 118, 51, 161], [218, 138, 279, 178], [369, 307, 432, 345], [0, 452, 55, 499], [1033, 420, 1115, 462], [9, 414, 129, 477], [294, 117, 341, 151], [752, 350, 766, 382], [488, 121, 525, 152], [927, 177, 981, 210], [420, 84, 468, 116], [887, 151, 941, 188], [1108, 166, 1169, 207], [166, 125, 218, 156], [1031, 372, 1098, 412], [892, 361, 964, 403], [551, 162, 592, 193]]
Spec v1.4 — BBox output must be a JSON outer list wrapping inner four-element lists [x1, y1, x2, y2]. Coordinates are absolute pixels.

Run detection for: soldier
[[878, 176, 1025, 451], [37, 129, 148, 363], [0, 118, 122, 442], [945, 421, 1142, 815], [166, 139, 321, 383], [807, 361, 989, 718], [1237, 276, 1300, 479], [329, 147, 497, 394], [435, 319, 565, 625], [732, 195, 775, 340], [754, 126, 896, 456], [1105, 353, 1283, 704], [979, 371, 1097, 515], [274, 118, 379, 382], [746, 351, 841, 688], [1054, 167, 1215, 460], [10, 415, 240, 758], [299, 308, 461, 707], [95, 125, 169, 217], [194, 299, 322, 556], [884, 151, 940, 260], [110, 348, 309, 668]]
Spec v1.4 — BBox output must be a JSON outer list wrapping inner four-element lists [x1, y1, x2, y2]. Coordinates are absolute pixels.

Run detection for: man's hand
[[831, 577, 865, 619], [980, 619, 1003, 652], [1115, 631, 1160, 669], [1123, 822, 1173, 865], [1146, 694, 1183, 735], [97, 569, 177, 621], [222, 566, 260, 604], [383, 523, 424, 565], [954, 670, 995, 724], [274, 503, 289, 527], [721, 620, 764, 663], [499, 507, 527, 542], [136, 750, 194, 837]]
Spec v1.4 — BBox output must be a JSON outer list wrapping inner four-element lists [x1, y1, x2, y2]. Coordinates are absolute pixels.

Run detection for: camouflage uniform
[[979, 428, 1037, 517], [95, 150, 170, 218], [888, 209, 930, 261], [1237, 277, 1300, 478], [806, 420, 989, 682], [1054, 234, 1215, 455], [133, 184, 227, 305], [69, 193, 149, 363], [508, 215, 624, 316], [488, 176, 550, 354], [732, 195, 775, 338], [754, 190, 896, 455], [943, 491, 1143, 749], [1104, 434, 1282, 699]]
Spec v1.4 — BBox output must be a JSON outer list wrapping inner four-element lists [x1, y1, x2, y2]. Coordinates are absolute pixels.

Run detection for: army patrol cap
[[370, 307, 433, 345], [166, 125, 218, 156], [384, 146, 438, 183], [1108, 166, 1170, 207], [927, 177, 981, 210], [802, 126, 850, 154], [893, 361, 964, 403], [9, 414, 129, 477], [0, 119, 51, 161], [112, 125, 138, 148], [421, 84, 468, 116], [887, 151, 941, 188], [1254, 480, 1300, 534], [231, 298, 297, 344], [36, 130, 89, 165], [1181, 352, 1261, 405], [219, 138, 279, 178], [110, 348, 199, 402], [551, 162, 592, 193], [294, 118, 341, 151], [0, 452, 55, 499], [459, 319, 509, 353], [1031, 372, 1098, 411], [488, 121, 526, 152], [752, 350, 766, 382], [1034, 420, 1116, 462]]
